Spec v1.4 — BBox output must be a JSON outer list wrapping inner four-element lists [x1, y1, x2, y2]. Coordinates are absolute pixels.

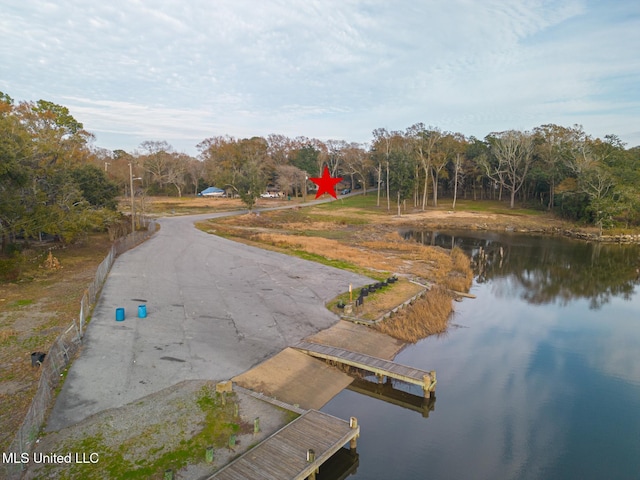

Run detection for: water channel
[[321, 230, 640, 480]]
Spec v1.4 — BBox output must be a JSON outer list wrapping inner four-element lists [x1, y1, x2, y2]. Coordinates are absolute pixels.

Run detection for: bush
[[0, 251, 24, 281]]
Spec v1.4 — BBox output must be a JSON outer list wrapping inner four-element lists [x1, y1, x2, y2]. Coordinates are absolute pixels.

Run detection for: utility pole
[[303, 175, 308, 203], [129, 162, 135, 233]]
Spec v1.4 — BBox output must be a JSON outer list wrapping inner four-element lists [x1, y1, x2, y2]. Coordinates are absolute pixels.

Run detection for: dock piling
[[350, 417, 359, 453]]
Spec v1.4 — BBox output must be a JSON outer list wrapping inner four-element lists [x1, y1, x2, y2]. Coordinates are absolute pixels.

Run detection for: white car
[[260, 192, 279, 198]]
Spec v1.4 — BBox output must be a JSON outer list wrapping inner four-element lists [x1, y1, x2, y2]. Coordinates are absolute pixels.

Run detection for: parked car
[[260, 192, 279, 198], [341, 188, 351, 195]]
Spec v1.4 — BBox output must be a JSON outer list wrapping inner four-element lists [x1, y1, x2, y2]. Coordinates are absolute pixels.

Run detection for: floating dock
[[209, 410, 359, 480], [293, 341, 437, 398]]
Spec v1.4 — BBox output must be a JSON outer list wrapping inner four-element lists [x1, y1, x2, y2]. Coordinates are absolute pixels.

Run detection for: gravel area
[[23, 380, 297, 480]]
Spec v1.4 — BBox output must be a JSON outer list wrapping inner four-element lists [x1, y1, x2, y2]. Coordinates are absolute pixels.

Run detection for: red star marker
[[310, 166, 343, 199]]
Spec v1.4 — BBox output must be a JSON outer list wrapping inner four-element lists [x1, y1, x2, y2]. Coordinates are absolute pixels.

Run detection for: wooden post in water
[[349, 417, 358, 453], [422, 370, 436, 398], [423, 374, 431, 398]]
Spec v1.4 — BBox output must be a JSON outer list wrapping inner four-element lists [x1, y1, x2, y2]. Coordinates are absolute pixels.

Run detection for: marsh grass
[[442, 247, 474, 292], [375, 286, 454, 343]]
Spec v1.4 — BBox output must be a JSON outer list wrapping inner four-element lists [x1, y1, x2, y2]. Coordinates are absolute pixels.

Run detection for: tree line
[[2, 92, 640, 251]]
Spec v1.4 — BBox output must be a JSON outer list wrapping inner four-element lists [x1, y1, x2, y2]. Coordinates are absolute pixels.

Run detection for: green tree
[[388, 139, 414, 216], [292, 144, 319, 176], [71, 164, 119, 209], [237, 159, 267, 211]]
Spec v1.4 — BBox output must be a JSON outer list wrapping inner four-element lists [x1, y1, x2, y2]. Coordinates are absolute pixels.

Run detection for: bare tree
[[275, 164, 306, 197], [406, 124, 442, 210], [165, 153, 190, 197], [372, 128, 393, 211], [441, 132, 467, 209], [482, 130, 534, 208], [342, 142, 370, 193], [186, 157, 205, 196]]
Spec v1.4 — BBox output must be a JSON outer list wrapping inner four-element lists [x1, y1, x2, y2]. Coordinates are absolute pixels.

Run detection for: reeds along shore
[[375, 248, 473, 344]]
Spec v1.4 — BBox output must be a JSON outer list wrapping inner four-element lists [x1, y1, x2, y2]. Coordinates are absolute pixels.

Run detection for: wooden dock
[[293, 341, 437, 398], [209, 410, 359, 480]]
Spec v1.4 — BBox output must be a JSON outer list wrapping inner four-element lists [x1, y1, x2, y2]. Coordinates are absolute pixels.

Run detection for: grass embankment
[[374, 247, 472, 343], [201, 194, 474, 343]]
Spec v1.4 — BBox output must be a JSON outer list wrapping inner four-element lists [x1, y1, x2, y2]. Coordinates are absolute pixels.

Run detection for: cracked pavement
[[47, 212, 373, 431]]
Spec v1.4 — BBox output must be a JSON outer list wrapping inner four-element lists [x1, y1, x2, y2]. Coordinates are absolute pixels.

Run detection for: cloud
[[1, 0, 639, 153]]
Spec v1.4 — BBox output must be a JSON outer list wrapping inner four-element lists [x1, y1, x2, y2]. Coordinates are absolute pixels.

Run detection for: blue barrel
[[115, 308, 125, 321], [138, 304, 147, 318]]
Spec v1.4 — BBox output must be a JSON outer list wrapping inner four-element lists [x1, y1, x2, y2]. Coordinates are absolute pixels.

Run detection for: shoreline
[[387, 209, 640, 243]]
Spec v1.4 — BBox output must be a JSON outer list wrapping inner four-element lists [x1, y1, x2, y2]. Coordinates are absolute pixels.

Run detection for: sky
[[1, 0, 639, 156]]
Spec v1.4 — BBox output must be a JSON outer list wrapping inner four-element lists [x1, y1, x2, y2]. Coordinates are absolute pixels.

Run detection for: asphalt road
[[47, 210, 372, 431]]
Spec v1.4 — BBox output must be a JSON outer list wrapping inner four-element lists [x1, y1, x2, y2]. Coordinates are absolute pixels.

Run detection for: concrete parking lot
[[47, 212, 372, 431]]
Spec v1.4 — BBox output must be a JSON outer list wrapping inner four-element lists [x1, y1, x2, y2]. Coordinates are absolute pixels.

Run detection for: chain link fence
[[3, 220, 157, 479]]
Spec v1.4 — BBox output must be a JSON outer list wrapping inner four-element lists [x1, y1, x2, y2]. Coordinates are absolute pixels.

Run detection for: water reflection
[[347, 377, 436, 418], [322, 231, 640, 479], [402, 230, 640, 309]]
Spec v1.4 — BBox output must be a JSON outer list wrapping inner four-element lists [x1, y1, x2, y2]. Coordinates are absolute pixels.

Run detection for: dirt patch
[[135, 195, 297, 217], [390, 208, 572, 233], [0, 235, 114, 452], [233, 348, 353, 410]]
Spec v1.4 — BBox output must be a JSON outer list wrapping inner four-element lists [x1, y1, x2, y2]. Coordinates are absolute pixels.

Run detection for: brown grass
[[253, 232, 395, 271], [442, 247, 474, 292], [0, 329, 18, 343], [375, 286, 454, 343]]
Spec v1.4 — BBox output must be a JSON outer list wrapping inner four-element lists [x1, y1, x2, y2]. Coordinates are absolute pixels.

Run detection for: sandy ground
[[387, 208, 574, 233], [233, 348, 353, 410]]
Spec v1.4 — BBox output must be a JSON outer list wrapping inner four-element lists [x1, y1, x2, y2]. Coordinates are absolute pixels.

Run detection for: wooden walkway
[[209, 410, 359, 480], [293, 341, 437, 397]]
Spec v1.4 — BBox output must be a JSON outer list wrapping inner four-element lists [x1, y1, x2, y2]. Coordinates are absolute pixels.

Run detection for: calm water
[[321, 231, 640, 480]]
